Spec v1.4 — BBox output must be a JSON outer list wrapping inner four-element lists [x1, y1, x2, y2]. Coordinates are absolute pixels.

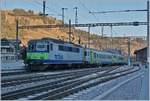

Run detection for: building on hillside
[[1, 38, 25, 70], [134, 47, 147, 64], [1, 38, 21, 62]]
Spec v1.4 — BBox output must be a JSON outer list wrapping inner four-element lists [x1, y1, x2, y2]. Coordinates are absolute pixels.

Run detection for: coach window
[[84, 51, 87, 56], [62, 46, 66, 51], [62, 46, 65, 51], [66, 46, 69, 51], [59, 45, 63, 51], [68, 47, 72, 52], [94, 53, 96, 58], [73, 48, 77, 53], [77, 48, 79, 53], [119, 57, 123, 60], [101, 55, 104, 59]]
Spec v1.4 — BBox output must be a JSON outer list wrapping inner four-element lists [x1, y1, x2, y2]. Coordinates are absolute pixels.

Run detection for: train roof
[[28, 38, 124, 57], [85, 48, 123, 56], [28, 38, 83, 48]]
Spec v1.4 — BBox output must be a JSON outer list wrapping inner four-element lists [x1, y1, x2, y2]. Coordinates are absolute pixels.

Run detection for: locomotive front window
[[28, 44, 36, 52], [36, 41, 49, 52], [36, 44, 48, 51], [37, 44, 49, 49]]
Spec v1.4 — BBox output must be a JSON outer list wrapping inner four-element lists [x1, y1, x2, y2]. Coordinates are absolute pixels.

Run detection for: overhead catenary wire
[[78, 0, 101, 40], [78, 0, 104, 39], [89, 9, 147, 14], [50, 0, 71, 21], [89, 8, 147, 50], [78, 0, 100, 21]]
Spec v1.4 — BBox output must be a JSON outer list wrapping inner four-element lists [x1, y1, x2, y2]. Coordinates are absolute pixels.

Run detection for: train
[[25, 38, 127, 71]]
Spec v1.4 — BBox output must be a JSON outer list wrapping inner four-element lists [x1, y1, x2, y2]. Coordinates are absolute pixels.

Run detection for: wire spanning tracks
[[1, 67, 116, 87], [1, 66, 119, 100]]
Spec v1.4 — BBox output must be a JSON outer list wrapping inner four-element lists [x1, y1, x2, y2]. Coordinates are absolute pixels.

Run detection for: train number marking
[[55, 54, 63, 60]]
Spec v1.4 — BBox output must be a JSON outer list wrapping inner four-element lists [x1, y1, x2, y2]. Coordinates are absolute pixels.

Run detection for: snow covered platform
[[63, 66, 149, 100], [1, 60, 25, 71], [1, 69, 26, 74]]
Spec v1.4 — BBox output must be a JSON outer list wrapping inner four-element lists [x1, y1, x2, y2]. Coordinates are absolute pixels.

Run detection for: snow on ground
[[1, 78, 60, 94], [97, 73, 142, 100], [139, 66, 149, 100], [100, 66, 149, 100], [1, 69, 107, 95], [1, 60, 25, 70], [63, 66, 149, 100]]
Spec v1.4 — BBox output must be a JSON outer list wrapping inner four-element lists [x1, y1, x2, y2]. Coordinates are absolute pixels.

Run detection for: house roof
[[1, 38, 21, 46], [134, 47, 147, 54]]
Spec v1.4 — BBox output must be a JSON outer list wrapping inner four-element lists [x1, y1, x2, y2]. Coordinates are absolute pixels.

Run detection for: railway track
[[1, 66, 117, 87], [2, 66, 116, 94], [31, 67, 139, 100], [1, 69, 28, 76], [1, 66, 139, 100]]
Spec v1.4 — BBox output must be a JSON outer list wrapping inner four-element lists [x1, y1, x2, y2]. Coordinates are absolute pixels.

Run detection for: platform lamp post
[[147, 1, 150, 67], [68, 19, 72, 43], [128, 37, 131, 66], [16, 19, 19, 60], [88, 26, 90, 48]]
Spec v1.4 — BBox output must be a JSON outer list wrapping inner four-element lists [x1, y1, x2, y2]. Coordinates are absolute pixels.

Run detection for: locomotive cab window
[[36, 41, 49, 52], [50, 44, 53, 51], [28, 44, 36, 51]]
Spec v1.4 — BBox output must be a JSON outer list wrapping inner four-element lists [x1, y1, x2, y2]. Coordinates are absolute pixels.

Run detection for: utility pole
[[43, 0, 46, 17], [62, 8, 68, 25], [110, 25, 113, 49], [101, 26, 104, 37], [68, 19, 72, 43], [88, 26, 90, 48], [128, 37, 131, 66], [147, 1, 150, 66], [16, 19, 19, 60], [74, 7, 78, 24], [73, 7, 80, 44]]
